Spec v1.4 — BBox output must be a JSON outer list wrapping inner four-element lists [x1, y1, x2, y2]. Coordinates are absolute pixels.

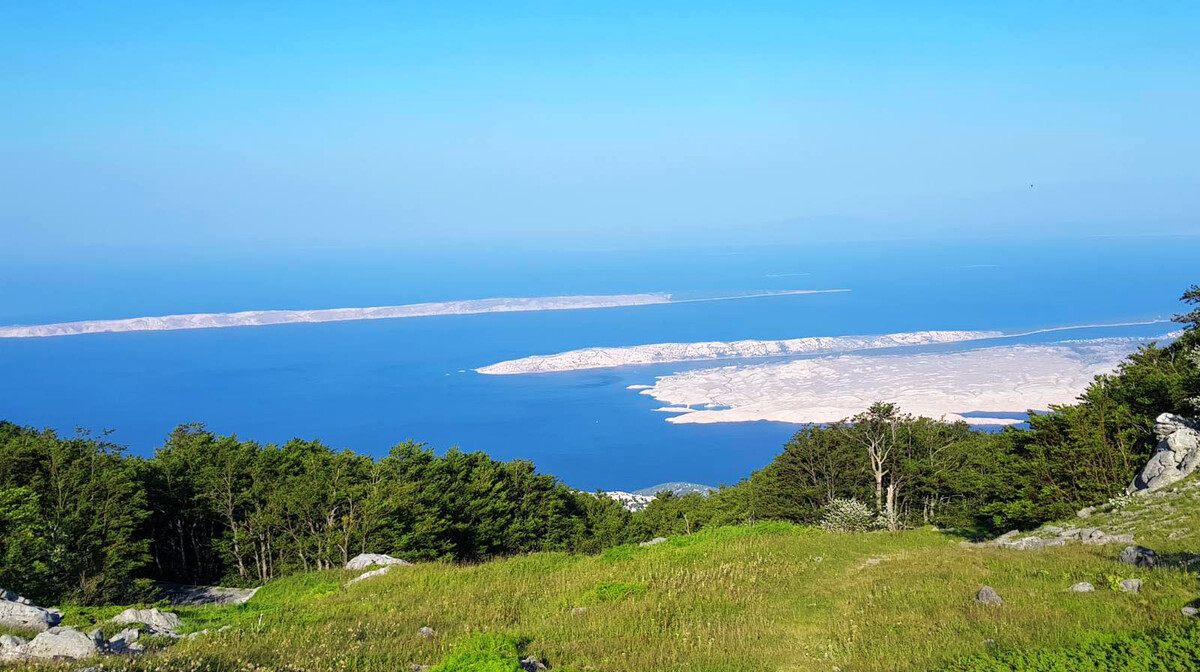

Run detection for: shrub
[[820, 498, 875, 533], [581, 581, 648, 604], [431, 633, 524, 672], [945, 621, 1200, 671]]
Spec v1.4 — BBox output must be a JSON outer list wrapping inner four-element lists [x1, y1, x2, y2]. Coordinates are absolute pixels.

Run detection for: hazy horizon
[[3, 2, 1198, 258]]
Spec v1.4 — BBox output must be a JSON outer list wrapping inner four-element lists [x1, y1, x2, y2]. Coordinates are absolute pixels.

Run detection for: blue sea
[[0, 236, 1194, 491]]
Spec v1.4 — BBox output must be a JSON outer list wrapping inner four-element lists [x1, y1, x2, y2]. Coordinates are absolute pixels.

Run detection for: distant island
[[0, 289, 842, 339], [477, 329, 998, 374]]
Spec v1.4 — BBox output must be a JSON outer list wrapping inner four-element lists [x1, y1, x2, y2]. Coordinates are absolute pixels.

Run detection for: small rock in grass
[[983, 638, 996, 647], [1068, 582, 1095, 592], [409, 665, 431, 672], [418, 626, 435, 638], [1120, 579, 1142, 593], [1183, 607, 1199, 617], [975, 586, 1003, 605], [638, 537, 667, 547], [861, 558, 882, 568], [520, 656, 549, 671], [569, 607, 587, 615], [1118, 545, 1158, 568]]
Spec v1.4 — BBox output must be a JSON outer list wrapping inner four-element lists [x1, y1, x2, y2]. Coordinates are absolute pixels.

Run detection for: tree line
[[1, 287, 1196, 606]]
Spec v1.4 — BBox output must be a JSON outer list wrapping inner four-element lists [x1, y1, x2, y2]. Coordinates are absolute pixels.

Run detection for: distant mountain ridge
[[632, 482, 717, 497]]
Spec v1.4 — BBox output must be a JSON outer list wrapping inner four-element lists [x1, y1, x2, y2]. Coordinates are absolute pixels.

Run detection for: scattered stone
[[410, 665, 432, 672], [345, 553, 412, 571], [520, 656, 549, 671], [861, 558, 883, 568], [983, 638, 996, 647], [418, 626, 435, 638], [1183, 607, 1199, 617], [569, 607, 587, 615], [638, 537, 667, 547], [1068, 582, 1095, 592], [111, 607, 183, 635], [1118, 545, 1158, 568], [975, 586, 1003, 605], [346, 565, 393, 586], [1119, 579, 1143, 593], [1169, 529, 1190, 540], [21, 627, 99, 660], [218, 625, 231, 633], [1127, 413, 1200, 495]]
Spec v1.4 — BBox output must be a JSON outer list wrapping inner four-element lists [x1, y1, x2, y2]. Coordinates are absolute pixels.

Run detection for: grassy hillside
[[12, 477, 1200, 672]]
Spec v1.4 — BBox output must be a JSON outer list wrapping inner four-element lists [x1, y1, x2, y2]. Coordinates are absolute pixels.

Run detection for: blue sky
[[2, 1, 1197, 255]]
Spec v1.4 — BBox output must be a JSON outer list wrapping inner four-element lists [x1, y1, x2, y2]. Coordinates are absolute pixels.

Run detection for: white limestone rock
[[1127, 414, 1200, 495], [345, 553, 411, 570], [346, 566, 392, 586]]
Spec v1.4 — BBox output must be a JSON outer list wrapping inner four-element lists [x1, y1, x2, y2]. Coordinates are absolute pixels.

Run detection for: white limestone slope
[[477, 330, 1002, 374], [634, 339, 1143, 426]]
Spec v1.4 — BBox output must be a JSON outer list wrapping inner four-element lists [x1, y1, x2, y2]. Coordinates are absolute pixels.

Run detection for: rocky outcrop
[[1127, 413, 1200, 495], [157, 582, 260, 606], [0, 588, 62, 631], [639, 537, 667, 547], [346, 553, 411, 570], [970, 526, 1133, 551]]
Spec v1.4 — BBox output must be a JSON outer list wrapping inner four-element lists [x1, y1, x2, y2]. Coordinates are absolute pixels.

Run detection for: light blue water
[[0, 237, 1194, 490]]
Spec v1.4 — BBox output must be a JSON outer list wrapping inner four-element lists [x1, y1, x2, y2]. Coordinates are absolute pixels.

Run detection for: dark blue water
[[0, 236, 1194, 490]]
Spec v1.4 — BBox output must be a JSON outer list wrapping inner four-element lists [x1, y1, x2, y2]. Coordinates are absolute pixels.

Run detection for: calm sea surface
[[0, 237, 1194, 490]]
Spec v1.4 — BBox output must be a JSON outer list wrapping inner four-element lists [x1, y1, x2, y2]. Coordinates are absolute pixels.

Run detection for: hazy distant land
[[0, 290, 841, 339]]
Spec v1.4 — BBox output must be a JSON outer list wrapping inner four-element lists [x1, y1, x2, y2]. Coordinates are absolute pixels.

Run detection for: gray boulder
[[345, 553, 411, 570], [1127, 414, 1200, 495], [975, 586, 1003, 605], [1118, 545, 1158, 568], [0, 594, 62, 631], [418, 626, 435, 638], [1120, 579, 1143, 593], [639, 537, 667, 547], [1068, 582, 1095, 592], [1183, 606, 1199, 617], [22, 627, 99, 660], [111, 607, 182, 635]]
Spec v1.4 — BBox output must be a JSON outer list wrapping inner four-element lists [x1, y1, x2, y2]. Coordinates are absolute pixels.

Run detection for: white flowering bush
[[820, 498, 875, 533]]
